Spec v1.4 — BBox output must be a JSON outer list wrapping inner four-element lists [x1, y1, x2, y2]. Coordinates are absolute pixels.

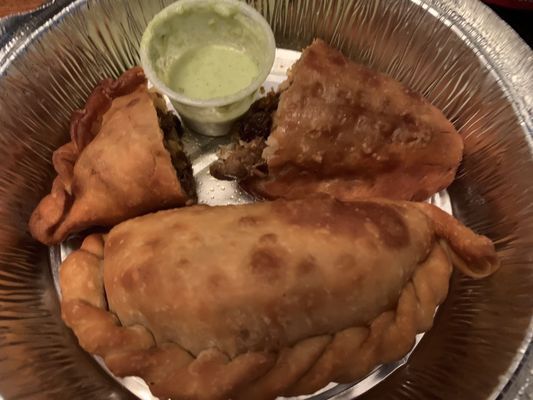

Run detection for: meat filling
[[210, 137, 268, 180], [156, 106, 197, 202], [210, 92, 279, 180]]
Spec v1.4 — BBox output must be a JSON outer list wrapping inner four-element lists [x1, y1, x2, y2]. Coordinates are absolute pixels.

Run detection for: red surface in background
[[0, 0, 44, 17]]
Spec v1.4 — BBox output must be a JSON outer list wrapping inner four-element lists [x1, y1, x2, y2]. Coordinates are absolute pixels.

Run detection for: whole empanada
[[60, 197, 498, 400]]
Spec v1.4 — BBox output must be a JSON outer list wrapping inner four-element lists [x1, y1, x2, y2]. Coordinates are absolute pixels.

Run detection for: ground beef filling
[[209, 92, 279, 180], [157, 108, 197, 201], [237, 91, 280, 142]]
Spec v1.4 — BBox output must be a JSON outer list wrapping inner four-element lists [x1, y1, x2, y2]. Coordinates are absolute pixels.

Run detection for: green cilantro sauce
[[141, 0, 275, 135], [168, 44, 259, 100]]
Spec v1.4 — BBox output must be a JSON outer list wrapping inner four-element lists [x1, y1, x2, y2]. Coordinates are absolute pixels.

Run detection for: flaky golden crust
[[245, 39, 463, 201], [29, 67, 191, 245], [60, 198, 498, 400]]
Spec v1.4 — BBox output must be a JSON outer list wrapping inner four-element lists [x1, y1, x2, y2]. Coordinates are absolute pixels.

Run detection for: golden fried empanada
[[60, 197, 498, 400], [29, 67, 196, 245], [211, 39, 463, 202]]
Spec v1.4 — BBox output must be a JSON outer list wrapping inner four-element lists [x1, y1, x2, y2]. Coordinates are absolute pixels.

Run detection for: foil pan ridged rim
[[0, 0, 532, 399]]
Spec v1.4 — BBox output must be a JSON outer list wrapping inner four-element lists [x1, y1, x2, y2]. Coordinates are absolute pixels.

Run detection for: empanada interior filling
[[210, 91, 279, 180], [151, 92, 197, 202]]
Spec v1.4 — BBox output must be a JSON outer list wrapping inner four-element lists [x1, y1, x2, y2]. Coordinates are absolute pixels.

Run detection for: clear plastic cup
[[140, 0, 276, 137]]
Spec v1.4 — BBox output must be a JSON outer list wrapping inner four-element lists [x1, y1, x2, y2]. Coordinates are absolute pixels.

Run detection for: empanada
[[60, 197, 498, 400], [29, 67, 196, 245], [211, 39, 463, 202]]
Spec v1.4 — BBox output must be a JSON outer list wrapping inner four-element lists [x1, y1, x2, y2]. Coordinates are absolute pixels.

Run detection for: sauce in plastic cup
[[140, 0, 276, 136]]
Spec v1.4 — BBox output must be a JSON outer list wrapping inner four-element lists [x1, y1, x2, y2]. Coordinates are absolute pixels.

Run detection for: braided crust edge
[[61, 233, 453, 400]]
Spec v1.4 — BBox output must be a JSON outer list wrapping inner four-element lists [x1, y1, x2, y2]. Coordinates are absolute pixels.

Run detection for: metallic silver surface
[[53, 49, 453, 400], [0, 0, 532, 399]]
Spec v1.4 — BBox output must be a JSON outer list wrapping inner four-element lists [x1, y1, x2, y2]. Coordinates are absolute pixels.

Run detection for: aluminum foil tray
[[0, 0, 532, 399]]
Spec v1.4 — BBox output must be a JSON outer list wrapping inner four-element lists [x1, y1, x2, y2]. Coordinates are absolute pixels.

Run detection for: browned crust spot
[[250, 248, 285, 280], [273, 198, 410, 248]]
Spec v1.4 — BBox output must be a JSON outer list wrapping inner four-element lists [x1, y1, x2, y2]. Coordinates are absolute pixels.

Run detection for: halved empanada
[[29, 67, 196, 245], [211, 39, 463, 202], [60, 197, 498, 400]]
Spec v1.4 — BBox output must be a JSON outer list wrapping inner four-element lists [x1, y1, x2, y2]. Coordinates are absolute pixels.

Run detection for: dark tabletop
[[487, 3, 533, 48]]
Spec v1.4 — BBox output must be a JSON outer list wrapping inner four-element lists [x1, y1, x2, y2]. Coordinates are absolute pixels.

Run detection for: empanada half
[[211, 39, 463, 202], [29, 67, 196, 245]]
